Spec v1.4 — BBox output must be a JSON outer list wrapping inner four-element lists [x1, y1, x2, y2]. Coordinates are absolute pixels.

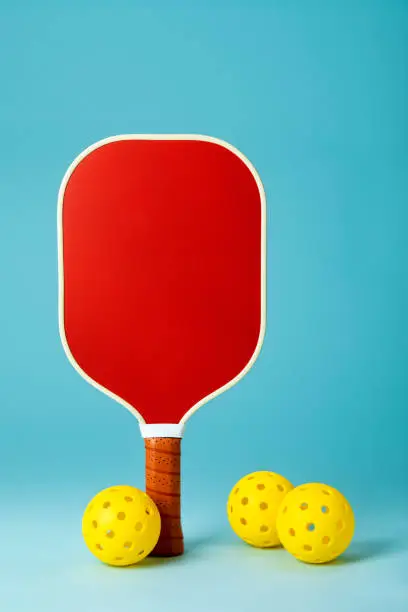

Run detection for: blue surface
[[1, 1, 407, 610]]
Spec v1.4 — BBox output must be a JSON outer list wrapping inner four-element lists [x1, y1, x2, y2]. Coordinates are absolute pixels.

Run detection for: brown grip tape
[[145, 437, 184, 556]]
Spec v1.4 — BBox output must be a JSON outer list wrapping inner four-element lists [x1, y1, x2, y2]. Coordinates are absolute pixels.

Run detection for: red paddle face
[[59, 136, 265, 425]]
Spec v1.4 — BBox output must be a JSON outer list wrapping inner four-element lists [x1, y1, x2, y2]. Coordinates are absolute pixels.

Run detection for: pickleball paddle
[[58, 135, 266, 556]]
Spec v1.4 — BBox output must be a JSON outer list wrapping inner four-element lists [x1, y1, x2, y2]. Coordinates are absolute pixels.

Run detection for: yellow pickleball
[[82, 485, 161, 566], [276, 483, 355, 564], [227, 471, 294, 547]]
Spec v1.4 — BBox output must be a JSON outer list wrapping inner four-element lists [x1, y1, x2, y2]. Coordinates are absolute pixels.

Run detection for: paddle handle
[[144, 437, 184, 556]]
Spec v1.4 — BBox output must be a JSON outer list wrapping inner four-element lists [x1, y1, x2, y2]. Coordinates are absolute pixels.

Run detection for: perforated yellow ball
[[82, 485, 161, 566], [276, 483, 354, 564], [227, 471, 294, 547]]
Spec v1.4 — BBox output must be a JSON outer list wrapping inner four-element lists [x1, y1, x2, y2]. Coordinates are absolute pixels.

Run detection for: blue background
[[1, 1, 407, 610]]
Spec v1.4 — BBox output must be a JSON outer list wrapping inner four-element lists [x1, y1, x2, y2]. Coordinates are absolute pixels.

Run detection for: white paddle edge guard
[[139, 423, 185, 439], [57, 133, 267, 428]]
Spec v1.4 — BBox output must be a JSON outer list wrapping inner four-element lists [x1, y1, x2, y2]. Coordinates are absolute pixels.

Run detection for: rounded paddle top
[[59, 136, 265, 425]]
